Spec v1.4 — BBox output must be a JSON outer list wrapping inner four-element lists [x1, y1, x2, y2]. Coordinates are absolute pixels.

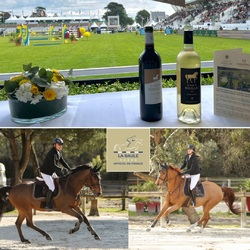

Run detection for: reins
[[158, 167, 183, 195]]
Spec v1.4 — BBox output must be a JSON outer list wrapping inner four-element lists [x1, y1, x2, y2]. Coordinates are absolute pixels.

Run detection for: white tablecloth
[[0, 85, 249, 127]]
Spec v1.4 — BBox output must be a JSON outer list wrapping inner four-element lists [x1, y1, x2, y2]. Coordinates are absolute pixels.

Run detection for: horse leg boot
[[45, 190, 53, 211]]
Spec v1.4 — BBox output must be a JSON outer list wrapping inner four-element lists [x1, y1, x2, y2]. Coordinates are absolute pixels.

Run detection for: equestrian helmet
[[53, 138, 64, 145], [187, 144, 195, 151]]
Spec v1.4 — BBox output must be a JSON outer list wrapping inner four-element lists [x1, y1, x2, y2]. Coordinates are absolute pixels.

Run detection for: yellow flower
[[52, 69, 65, 82], [43, 89, 57, 101], [10, 75, 24, 82], [30, 84, 40, 95], [19, 79, 31, 86]]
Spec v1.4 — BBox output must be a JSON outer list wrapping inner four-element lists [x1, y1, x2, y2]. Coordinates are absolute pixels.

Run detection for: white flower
[[50, 81, 68, 99], [15, 83, 33, 103], [31, 94, 43, 104]]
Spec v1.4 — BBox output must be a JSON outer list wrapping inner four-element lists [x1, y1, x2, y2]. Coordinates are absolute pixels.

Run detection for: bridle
[[84, 172, 101, 192], [157, 165, 183, 195], [157, 165, 178, 182]]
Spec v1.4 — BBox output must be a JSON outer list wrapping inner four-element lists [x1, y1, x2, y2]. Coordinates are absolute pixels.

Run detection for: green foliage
[[130, 181, 158, 203], [129, 181, 158, 192], [150, 129, 250, 178], [135, 10, 150, 26], [103, 2, 133, 27], [240, 179, 250, 191], [131, 196, 149, 203], [0, 76, 213, 101], [0, 128, 107, 180]]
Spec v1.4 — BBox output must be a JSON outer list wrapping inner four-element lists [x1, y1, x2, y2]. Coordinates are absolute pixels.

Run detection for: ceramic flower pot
[[147, 201, 160, 213], [8, 95, 67, 124], [135, 202, 145, 213], [247, 197, 250, 212]]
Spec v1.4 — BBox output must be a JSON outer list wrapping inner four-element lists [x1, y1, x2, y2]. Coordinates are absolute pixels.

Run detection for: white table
[[0, 85, 249, 127]]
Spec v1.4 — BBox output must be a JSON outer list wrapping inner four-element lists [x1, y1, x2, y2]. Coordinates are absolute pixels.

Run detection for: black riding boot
[[45, 190, 53, 211], [190, 189, 196, 207]]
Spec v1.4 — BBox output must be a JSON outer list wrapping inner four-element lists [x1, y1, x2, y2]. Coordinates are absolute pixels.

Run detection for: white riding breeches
[[185, 173, 200, 190], [41, 173, 55, 192]]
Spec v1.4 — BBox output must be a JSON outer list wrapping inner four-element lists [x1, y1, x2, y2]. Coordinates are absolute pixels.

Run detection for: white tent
[[131, 21, 141, 28], [90, 22, 99, 29], [5, 15, 24, 24], [99, 21, 107, 29], [144, 20, 157, 27]]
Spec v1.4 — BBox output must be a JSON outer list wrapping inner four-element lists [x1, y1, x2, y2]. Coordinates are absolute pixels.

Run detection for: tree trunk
[[1, 129, 34, 186], [31, 142, 40, 177]]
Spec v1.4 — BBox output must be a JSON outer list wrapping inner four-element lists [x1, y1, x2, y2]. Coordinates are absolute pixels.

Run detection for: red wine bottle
[[139, 26, 162, 122]]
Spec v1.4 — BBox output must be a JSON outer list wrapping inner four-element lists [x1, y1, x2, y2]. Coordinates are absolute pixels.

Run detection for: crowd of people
[[162, 0, 249, 27]]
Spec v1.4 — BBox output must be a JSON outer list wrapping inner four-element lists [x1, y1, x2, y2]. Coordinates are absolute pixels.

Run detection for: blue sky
[[0, 0, 175, 18]]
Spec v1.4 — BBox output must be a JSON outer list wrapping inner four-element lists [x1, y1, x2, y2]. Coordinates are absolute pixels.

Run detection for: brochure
[[214, 49, 250, 122]]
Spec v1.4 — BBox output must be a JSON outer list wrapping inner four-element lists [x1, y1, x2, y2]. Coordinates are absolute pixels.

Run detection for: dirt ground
[[0, 211, 128, 250], [129, 213, 250, 250], [1, 201, 250, 250]]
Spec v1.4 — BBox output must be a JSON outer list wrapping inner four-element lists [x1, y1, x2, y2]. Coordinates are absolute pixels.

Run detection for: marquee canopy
[[153, 0, 204, 7]]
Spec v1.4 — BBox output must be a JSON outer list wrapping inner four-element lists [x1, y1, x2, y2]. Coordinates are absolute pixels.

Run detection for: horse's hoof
[[22, 239, 31, 244], [186, 228, 191, 233], [146, 227, 151, 232], [69, 229, 74, 234], [94, 235, 101, 240], [46, 235, 53, 241]]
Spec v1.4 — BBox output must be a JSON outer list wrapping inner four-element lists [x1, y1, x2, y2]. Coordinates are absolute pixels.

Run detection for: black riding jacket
[[40, 147, 70, 175], [180, 153, 200, 175]]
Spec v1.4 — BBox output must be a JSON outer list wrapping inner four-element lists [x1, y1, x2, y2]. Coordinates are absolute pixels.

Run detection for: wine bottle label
[[145, 32, 154, 45], [180, 68, 201, 104], [144, 68, 162, 104]]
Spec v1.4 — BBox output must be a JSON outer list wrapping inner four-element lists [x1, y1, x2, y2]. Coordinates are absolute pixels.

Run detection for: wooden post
[[160, 193, 165, 227], [121, 188, 126, 211], [88, 198, 100, 216], [81, 196, 86, 215], [241, 191, 247, 228]]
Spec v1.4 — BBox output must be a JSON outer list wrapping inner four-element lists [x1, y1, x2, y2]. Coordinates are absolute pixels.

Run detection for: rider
[[40, 138, 71, 210], [179, 144, 201, 207]]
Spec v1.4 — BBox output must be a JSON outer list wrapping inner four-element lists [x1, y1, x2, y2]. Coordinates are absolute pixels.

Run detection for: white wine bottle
[[177, 26, 201, 124], [139, 26, 162, 122]]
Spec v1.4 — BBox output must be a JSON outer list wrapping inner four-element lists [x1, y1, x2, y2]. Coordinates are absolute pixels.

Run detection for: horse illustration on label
[[185, 72, 198, 83]]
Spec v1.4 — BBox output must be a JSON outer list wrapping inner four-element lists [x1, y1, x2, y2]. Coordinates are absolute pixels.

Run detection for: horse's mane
[[168, 163, 181, 173], [70, 165, 91, 174]]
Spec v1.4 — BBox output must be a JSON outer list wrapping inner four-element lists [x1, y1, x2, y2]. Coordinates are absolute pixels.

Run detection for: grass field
[[1, 32, 250, 75]]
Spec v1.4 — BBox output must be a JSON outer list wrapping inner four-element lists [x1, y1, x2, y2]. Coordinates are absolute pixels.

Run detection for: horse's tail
[[0, 186, 13, 221], [221, 186, 241, 215]]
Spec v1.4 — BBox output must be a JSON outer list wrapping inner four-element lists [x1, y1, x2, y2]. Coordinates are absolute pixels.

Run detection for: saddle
[[183, 178, 205, 198], [33, 177, 60, 199]]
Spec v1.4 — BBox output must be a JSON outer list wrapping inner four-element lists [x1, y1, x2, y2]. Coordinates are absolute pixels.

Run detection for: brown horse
[[0, 165, 102, 243], [147, 164, 240, 232]]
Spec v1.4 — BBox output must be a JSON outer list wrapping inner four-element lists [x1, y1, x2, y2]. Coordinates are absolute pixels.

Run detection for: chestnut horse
[[0, 165, 102, 243], [147, 164, 240, 232]]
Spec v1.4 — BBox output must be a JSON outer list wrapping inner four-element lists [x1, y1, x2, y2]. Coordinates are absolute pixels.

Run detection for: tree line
[[0, 3, 151, 27], [2, 128, 248, 187], [150, 129, 250, 178], [0, 129, 107, 186]]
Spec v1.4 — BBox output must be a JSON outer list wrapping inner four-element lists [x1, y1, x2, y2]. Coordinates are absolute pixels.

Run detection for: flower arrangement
[[4, 63, 72, 105]]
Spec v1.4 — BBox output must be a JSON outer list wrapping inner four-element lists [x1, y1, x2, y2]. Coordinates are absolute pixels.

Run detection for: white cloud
[[0, 0, 175, 18]]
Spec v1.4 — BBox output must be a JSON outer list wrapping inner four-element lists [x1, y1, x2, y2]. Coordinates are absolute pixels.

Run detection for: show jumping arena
[[0, 211, 128, 250], [128, 202, 250, 250]]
